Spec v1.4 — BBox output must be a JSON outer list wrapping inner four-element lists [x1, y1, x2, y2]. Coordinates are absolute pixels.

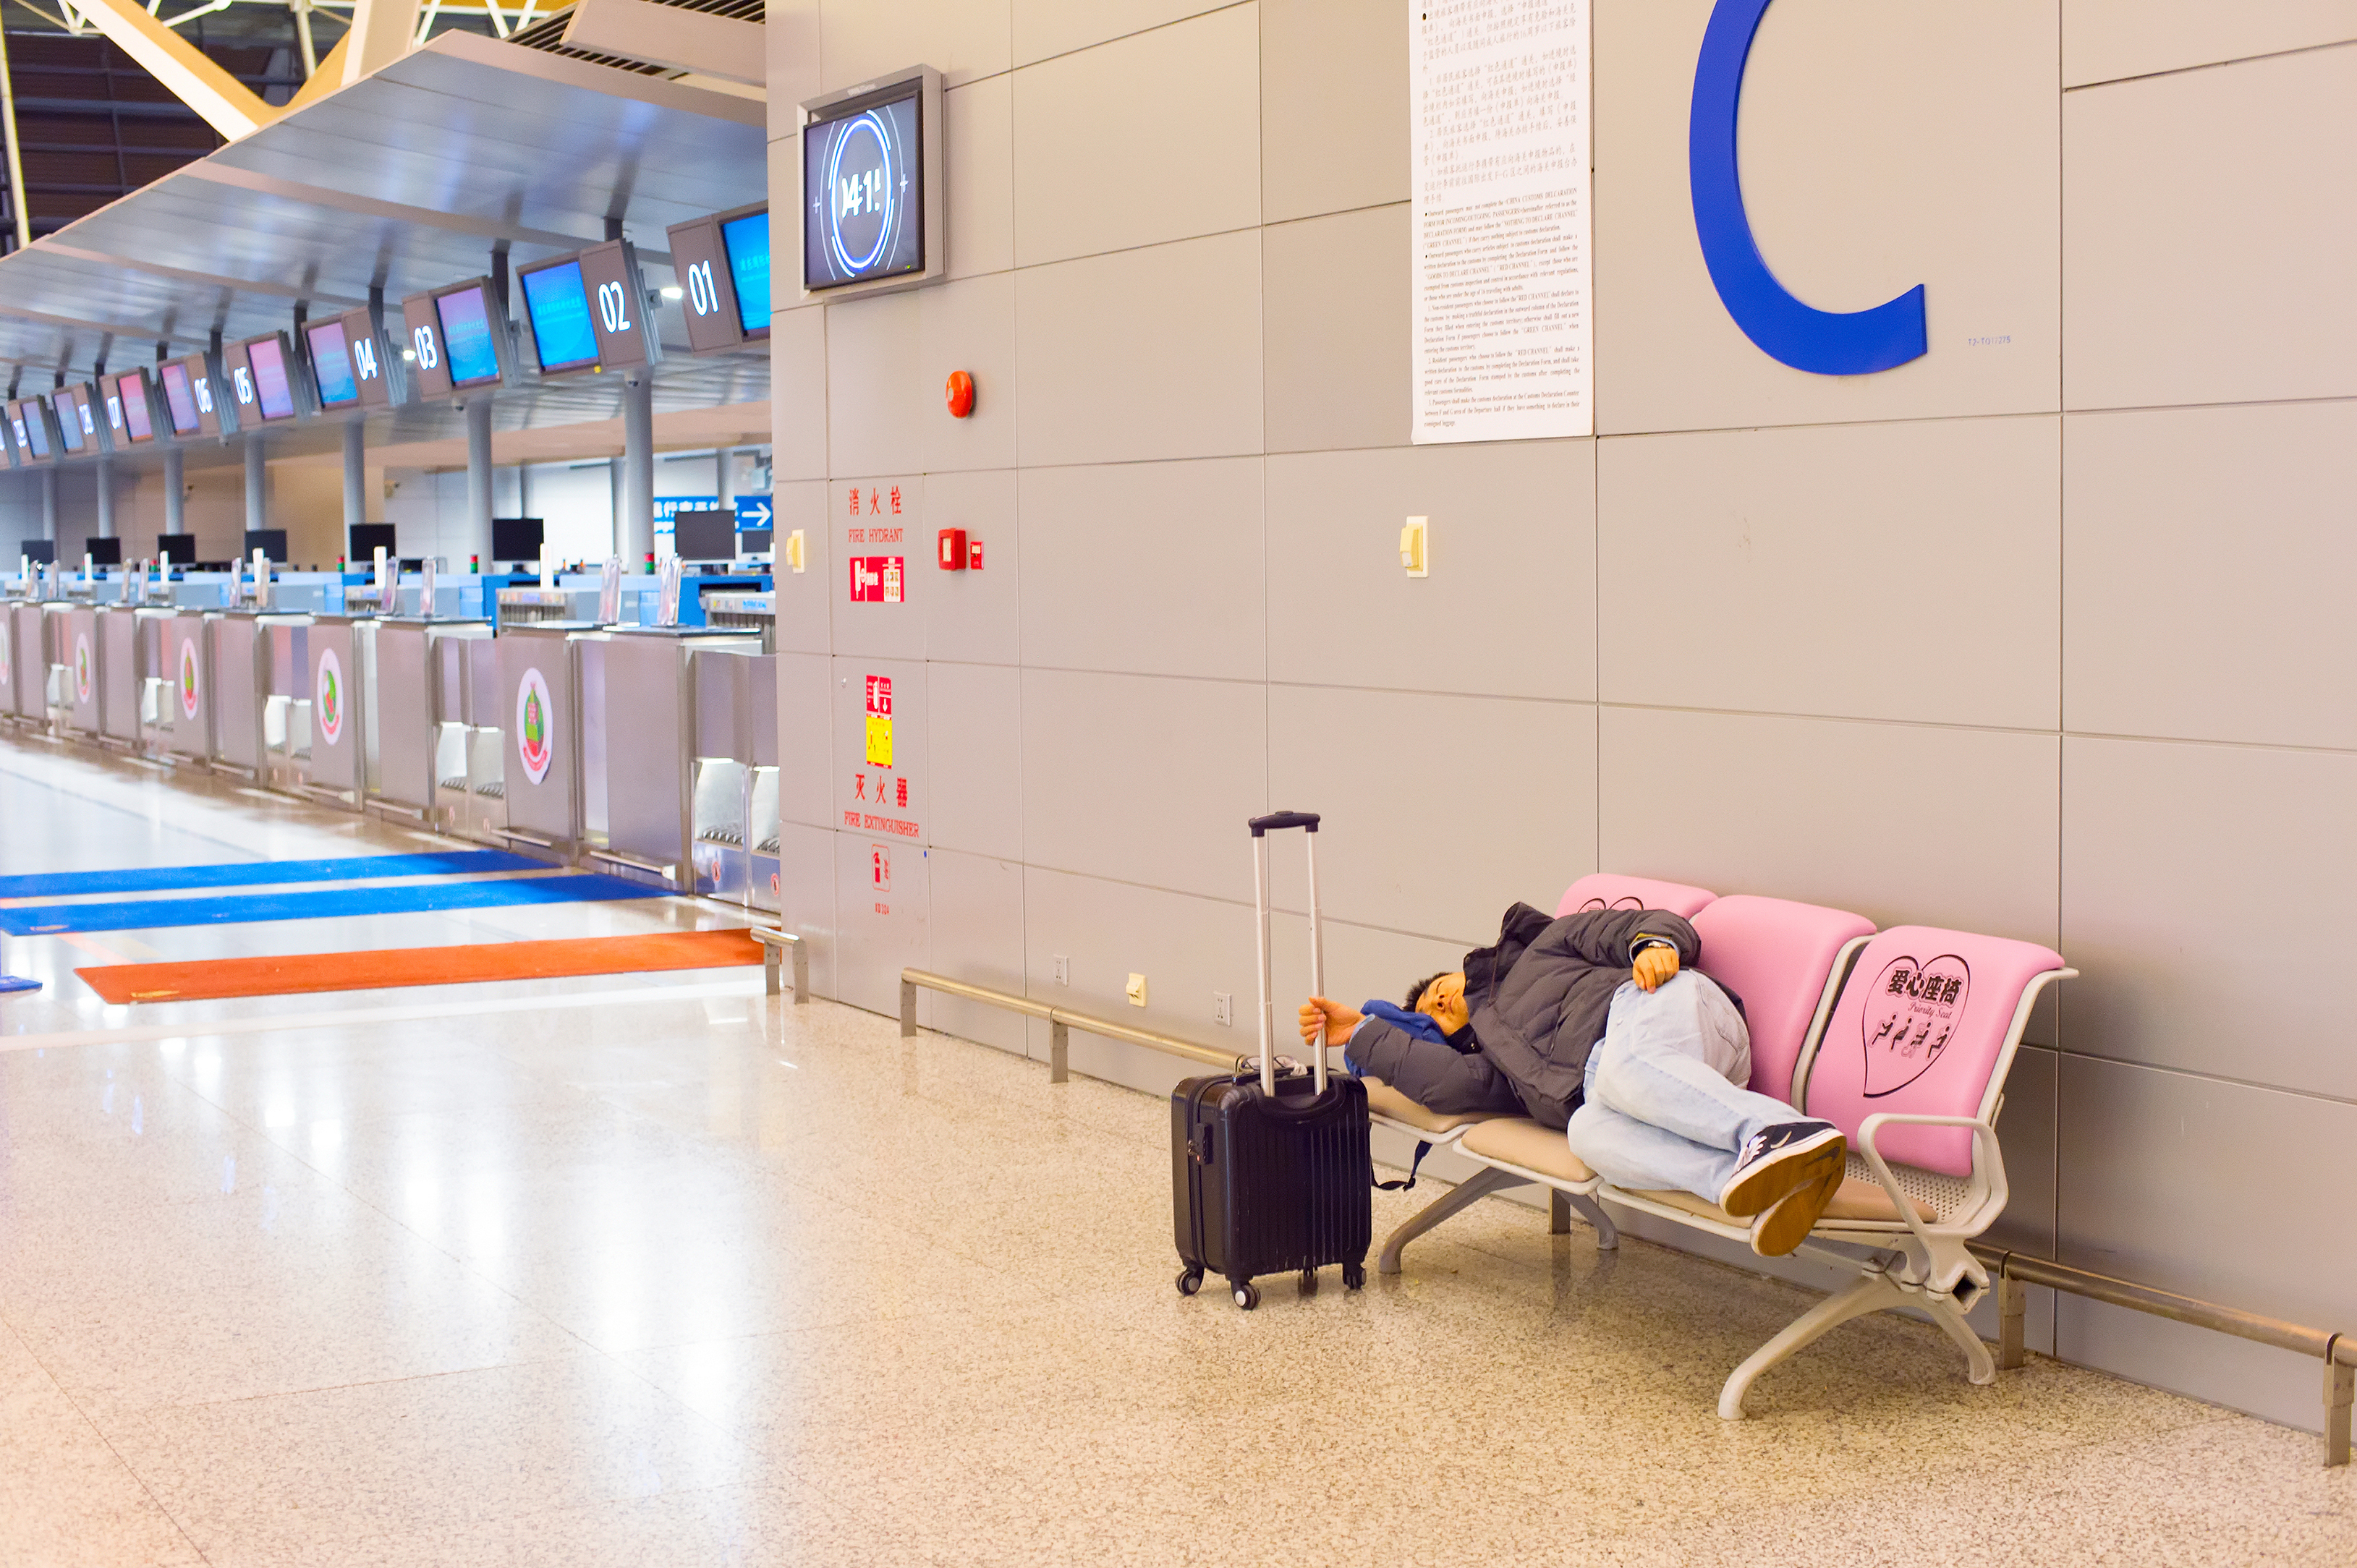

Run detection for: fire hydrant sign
[[1410, 0, 1594, 443], [849, 556, 904, 603]]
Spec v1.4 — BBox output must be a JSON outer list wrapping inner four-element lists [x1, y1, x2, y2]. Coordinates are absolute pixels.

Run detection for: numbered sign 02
[[577, 240, 653, 371]]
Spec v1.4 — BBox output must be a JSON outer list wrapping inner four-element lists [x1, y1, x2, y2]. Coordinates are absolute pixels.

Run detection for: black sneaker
[[1718, 1120, 1847, 1217]]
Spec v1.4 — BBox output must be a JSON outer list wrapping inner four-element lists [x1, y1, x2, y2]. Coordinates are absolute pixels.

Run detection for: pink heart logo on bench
[[1860, 953, 1971, 1099]]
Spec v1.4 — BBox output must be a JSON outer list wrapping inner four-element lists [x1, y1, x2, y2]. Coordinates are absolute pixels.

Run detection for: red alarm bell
[[944, 370, 975, 419], [938, 528, 969, 570]]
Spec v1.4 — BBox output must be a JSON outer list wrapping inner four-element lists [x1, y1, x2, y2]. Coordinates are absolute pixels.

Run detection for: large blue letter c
[[1689, 0, 1927, 375]]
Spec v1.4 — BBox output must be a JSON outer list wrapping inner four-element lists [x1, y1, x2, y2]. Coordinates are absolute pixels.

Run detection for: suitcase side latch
[[1188, 1125, 1214, 1165]]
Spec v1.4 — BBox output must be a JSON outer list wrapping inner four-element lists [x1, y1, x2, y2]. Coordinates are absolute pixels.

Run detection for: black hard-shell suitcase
[[1171, 809, 1372, 1310]]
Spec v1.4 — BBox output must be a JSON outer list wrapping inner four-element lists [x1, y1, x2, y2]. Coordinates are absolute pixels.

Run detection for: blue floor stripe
[[0, 851, 543, 901], [0, 874, 661, 936]]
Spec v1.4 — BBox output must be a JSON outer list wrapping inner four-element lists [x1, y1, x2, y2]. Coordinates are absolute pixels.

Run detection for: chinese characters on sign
[[1861, 953, 1971, 1098], [1411, 0, 1594, 443], [846, 672, 920, 840]]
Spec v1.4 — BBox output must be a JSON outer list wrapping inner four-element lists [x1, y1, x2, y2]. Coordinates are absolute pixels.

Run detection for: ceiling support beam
[[64, 0, 284, 140], [174, 161, 605, 252], [343, 0, 423, 87], [560, 0, 766, 86]]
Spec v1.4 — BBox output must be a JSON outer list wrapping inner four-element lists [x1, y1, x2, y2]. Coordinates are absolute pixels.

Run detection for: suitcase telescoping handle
[[1249, 809, 1325, 1097]]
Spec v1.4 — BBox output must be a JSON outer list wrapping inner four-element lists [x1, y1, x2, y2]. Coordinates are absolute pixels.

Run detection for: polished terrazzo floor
[[2, 738, 2352, 1566]]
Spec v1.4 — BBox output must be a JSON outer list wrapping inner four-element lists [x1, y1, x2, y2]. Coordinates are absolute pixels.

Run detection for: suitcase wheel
[[1343, 1263, 1365, 1290], [1176, 1266, 1204, 1297], [1299, 1267, 1318, 1294], [1231, 1281, 1260, 1311]]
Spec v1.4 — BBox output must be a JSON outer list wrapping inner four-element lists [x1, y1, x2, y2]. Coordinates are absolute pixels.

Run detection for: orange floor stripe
[[76, 929, 768, 1005]]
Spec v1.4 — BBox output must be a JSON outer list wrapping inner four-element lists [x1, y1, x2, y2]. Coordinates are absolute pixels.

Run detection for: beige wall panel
[[775, 649, 835, 828], [823, 291, 922, 480], [926, 660, 1022, 862], [944, 73, 1015, 279], [2063, 1, 2357, 87], [2055, 1052, 2357, 1428], [1019, 457, 1262, 681], [1260, 0, 1407, 224], [831, 826, 929, 1016], [769, 818, 838, 997], [1012, 0, 1233, 68], [817, 0, 1010, 90], [1266, 686, 1597, 945], [768, 480, 831, 655], [1263, 204, 1410, 454], [917, 271, 1016, 474], [828, 477, 925, 662], [1014, 230, 1263, 466], [2063, 402, 2357, 749], [927, 846, 1028, 1053], [768, 0, 820, 139], [1598, 416, 2060, 729], [2063, 47, 2357, 409], [2060, 736, 2357, 1101], [1011, 5, 1260, 267], [768, 305, 829, 482], [921, 467, 1019, 665], [1266, 440, 1594, 702], [1593, 0, 2060, 434], [1021, 667, 1265, 903], [1600, 705, 2060, 945]]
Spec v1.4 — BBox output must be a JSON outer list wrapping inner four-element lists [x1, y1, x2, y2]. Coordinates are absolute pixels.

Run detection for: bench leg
[[1924, 1290, 1998, 1387], [1050, 1019, 1069, 1085], [1376, 1165, 1524, 1276], [791, 941, 809, 1005], [1563, 1190, 1618, 1250], [1719, 1269, 1905, 1420], [1549, 1189, 1571, 1234], [900, 979, 917, 1039], [1995, 1270, 2028, 1371], [2327, 1354, 2353, 1469]]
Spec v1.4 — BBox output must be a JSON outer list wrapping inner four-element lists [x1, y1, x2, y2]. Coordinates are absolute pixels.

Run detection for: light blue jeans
[[1566, 972, 1806, 1203]]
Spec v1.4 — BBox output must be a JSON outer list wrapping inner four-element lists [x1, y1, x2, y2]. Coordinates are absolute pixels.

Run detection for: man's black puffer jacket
[[1466, 903, 1704, 1128]]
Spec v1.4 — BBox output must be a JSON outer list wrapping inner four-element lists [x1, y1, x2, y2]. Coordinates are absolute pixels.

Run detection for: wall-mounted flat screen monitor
[[244, 529, 288, 561], [490, 516, 543, 561], [349, 523, 396, 559], [672, 508, 736, 561], [87, 538, 122, 566], [245, 336, 299, 421], [51, 389, 85, 452], [113, 370, 155, 443], [157, 534, 193, 566], [22, 540, 53, 566], [336, 306, 397, 408], [800, 67, 942, 299], [720, 210, 770, 335], [306, 319, 361, 409], [666, 212, 747, 354], [433, 284, 505, 389], [158, 362, 201, 434], [519, 258, 600, 374]]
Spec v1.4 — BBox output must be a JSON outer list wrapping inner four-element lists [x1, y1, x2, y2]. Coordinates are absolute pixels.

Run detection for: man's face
[[1417, 972, 1471, 1036]]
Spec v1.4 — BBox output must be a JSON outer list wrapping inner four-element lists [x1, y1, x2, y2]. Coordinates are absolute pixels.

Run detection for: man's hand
[[1299, 997, 1362, 1047], [1632, 945, 1680, 992]]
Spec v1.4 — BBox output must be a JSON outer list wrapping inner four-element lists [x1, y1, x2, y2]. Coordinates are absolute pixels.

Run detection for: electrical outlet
[[1053, 954, 1069, 987], [1126, 973, 1148, 1007], [1214, 992, 1233, 1027]]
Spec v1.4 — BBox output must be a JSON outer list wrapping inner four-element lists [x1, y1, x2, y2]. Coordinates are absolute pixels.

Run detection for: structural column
[[244, 432, 266, 548], [341, 419, 365, 555], [619, 371, 653, 566], [162, 446, 185, 537], [40, 467, 54, 543], [463, 393, 493, 567], [716, 446, 735, 509], [95, 458, 113, 539]]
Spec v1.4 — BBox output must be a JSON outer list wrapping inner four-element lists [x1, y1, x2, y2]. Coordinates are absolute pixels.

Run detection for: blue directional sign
[[734, 495, 773, 531]]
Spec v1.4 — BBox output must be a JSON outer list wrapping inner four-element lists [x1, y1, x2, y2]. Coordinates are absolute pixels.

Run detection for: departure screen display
[[17, 404, 46, 459], [158, 363, 202, 433], [434, 286, 503, 387], [802, 84, 922, 291], [722, 210, 770, 328], [52, 391, 82, 451], [307, 320, 360, 407], [116, 374, 153, 441], [247, 337, 297, 420], [520, 259, 600, 373]]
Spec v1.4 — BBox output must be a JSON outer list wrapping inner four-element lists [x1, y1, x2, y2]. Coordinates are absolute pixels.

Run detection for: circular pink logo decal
[[515, 668, 554, 785]]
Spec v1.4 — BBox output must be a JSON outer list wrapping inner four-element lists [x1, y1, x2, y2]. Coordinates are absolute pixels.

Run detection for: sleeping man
[[1297, 903, 1846, 1256]]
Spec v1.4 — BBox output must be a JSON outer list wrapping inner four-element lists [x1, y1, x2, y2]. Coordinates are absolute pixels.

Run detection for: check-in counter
[[163, 608, 216, 762], [62, 604, 101, 737], [260, 615, 318, 791], [584, 625, 760, 890], [3, 600, 46, 723], [40, 602, 72, 720], [96, 604, 143, 746], [686, 641, 780, 909], [370, 616, 490, 822], [495, 586, 601, 629], [701, 590, 776, 654], [211, 610, 307, 778], [302, 612, 375, 807], [494, 621, 600, 858], [133, 606, 177, 750]]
